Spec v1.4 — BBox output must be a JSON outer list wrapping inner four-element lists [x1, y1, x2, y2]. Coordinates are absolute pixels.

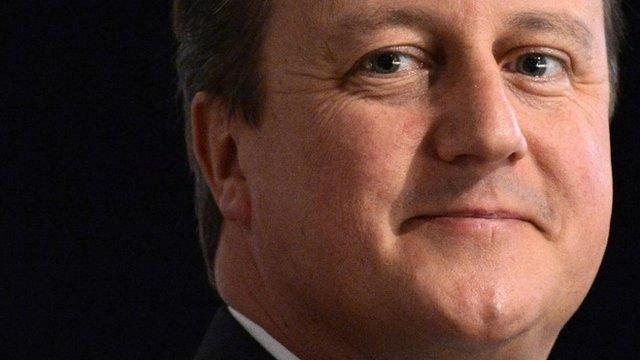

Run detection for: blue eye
[[363, 52, 421, 74], [513, 53, 564, 78]]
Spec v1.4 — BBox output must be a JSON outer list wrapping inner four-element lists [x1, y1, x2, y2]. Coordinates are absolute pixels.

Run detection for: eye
[[361, 51, 423, 75], [509, 53, 565, 78]]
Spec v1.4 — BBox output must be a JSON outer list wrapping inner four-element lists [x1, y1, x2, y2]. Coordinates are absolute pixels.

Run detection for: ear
[[191, 92, 252, 228]]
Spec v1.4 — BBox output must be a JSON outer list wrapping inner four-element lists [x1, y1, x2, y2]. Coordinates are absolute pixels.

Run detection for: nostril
[[430, 95, 528, 165], [508, 151, 525, 162], [508, 136, 528, 161]]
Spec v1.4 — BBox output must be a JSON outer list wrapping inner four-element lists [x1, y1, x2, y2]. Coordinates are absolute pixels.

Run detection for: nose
[[432, 65, 527, 166]]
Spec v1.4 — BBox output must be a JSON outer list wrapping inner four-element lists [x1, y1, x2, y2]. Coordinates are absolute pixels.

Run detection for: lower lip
[[405, 216, 531, 233]]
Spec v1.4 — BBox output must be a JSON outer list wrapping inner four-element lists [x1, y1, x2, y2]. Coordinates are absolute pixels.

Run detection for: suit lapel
[[194, 306, 275, 360]]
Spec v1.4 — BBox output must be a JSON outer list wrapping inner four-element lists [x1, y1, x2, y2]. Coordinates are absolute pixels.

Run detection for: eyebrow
[[506, 11, 594, 50], [333, 8, 435, 34]]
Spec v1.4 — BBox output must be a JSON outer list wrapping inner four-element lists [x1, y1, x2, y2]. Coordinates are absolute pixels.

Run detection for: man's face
[[240, 0, 611, 356]]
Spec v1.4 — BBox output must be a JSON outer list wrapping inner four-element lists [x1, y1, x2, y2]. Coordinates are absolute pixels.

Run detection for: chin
[[391, 224, 566, 350], [442, 297, 541, 349], [410, 274, 555, 351]]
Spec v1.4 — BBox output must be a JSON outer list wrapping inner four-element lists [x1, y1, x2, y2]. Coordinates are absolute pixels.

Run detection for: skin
[[192, 0, 613, 359]]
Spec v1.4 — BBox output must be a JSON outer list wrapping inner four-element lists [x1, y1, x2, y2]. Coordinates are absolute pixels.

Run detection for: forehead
[[270, 0, 605, 41]]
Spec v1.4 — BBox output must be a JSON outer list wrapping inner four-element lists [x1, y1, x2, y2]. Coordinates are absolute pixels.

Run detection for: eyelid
[[350, 45, 429, 77], [500, 47, 574, 97], [502, 47, 572, 77]]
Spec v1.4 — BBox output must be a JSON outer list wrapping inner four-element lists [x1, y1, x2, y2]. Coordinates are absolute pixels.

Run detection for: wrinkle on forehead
[[275, 0, 602, 35]]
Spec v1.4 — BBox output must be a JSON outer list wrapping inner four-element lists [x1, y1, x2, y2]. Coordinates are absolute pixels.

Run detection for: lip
[[424, 209, 527, 221], [401, 208, 538, 234]]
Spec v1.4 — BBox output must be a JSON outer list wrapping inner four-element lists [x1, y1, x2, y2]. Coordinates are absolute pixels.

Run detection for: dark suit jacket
[[193, 306, 276, 360]]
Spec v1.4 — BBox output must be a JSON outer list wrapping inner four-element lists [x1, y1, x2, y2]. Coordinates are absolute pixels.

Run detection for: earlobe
[[219, 179, 252, 227], [190, 92, 252, 228]]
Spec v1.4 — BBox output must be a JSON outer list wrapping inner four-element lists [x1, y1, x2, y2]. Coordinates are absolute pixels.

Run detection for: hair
[[603, 0, 626, 115], [173, 0, 271, 284], [173, 0, 625, 287]]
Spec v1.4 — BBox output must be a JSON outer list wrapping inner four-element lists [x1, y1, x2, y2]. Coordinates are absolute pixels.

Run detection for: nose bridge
[[466, 68, 517, 138], [433, 53, 527, 164]]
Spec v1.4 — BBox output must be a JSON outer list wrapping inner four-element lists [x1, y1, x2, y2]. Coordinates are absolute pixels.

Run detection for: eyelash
[[354, 47, 428, 78], [351, 48, 570, 83], [503, 50, 570, 81]]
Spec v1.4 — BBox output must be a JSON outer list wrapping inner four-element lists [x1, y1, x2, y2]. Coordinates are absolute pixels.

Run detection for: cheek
[[529, 106, 612, 284], [248, 94, 425, 280], [564, 129, 611, 277], [301, 98, 426, 214]]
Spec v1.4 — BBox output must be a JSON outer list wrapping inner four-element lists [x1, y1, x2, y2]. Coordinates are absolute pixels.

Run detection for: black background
[[4, 1, 639, 359]]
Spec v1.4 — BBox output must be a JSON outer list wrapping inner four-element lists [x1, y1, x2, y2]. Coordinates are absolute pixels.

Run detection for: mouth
[[401, 209, 538, 234], [425, 210, 527, 221]]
